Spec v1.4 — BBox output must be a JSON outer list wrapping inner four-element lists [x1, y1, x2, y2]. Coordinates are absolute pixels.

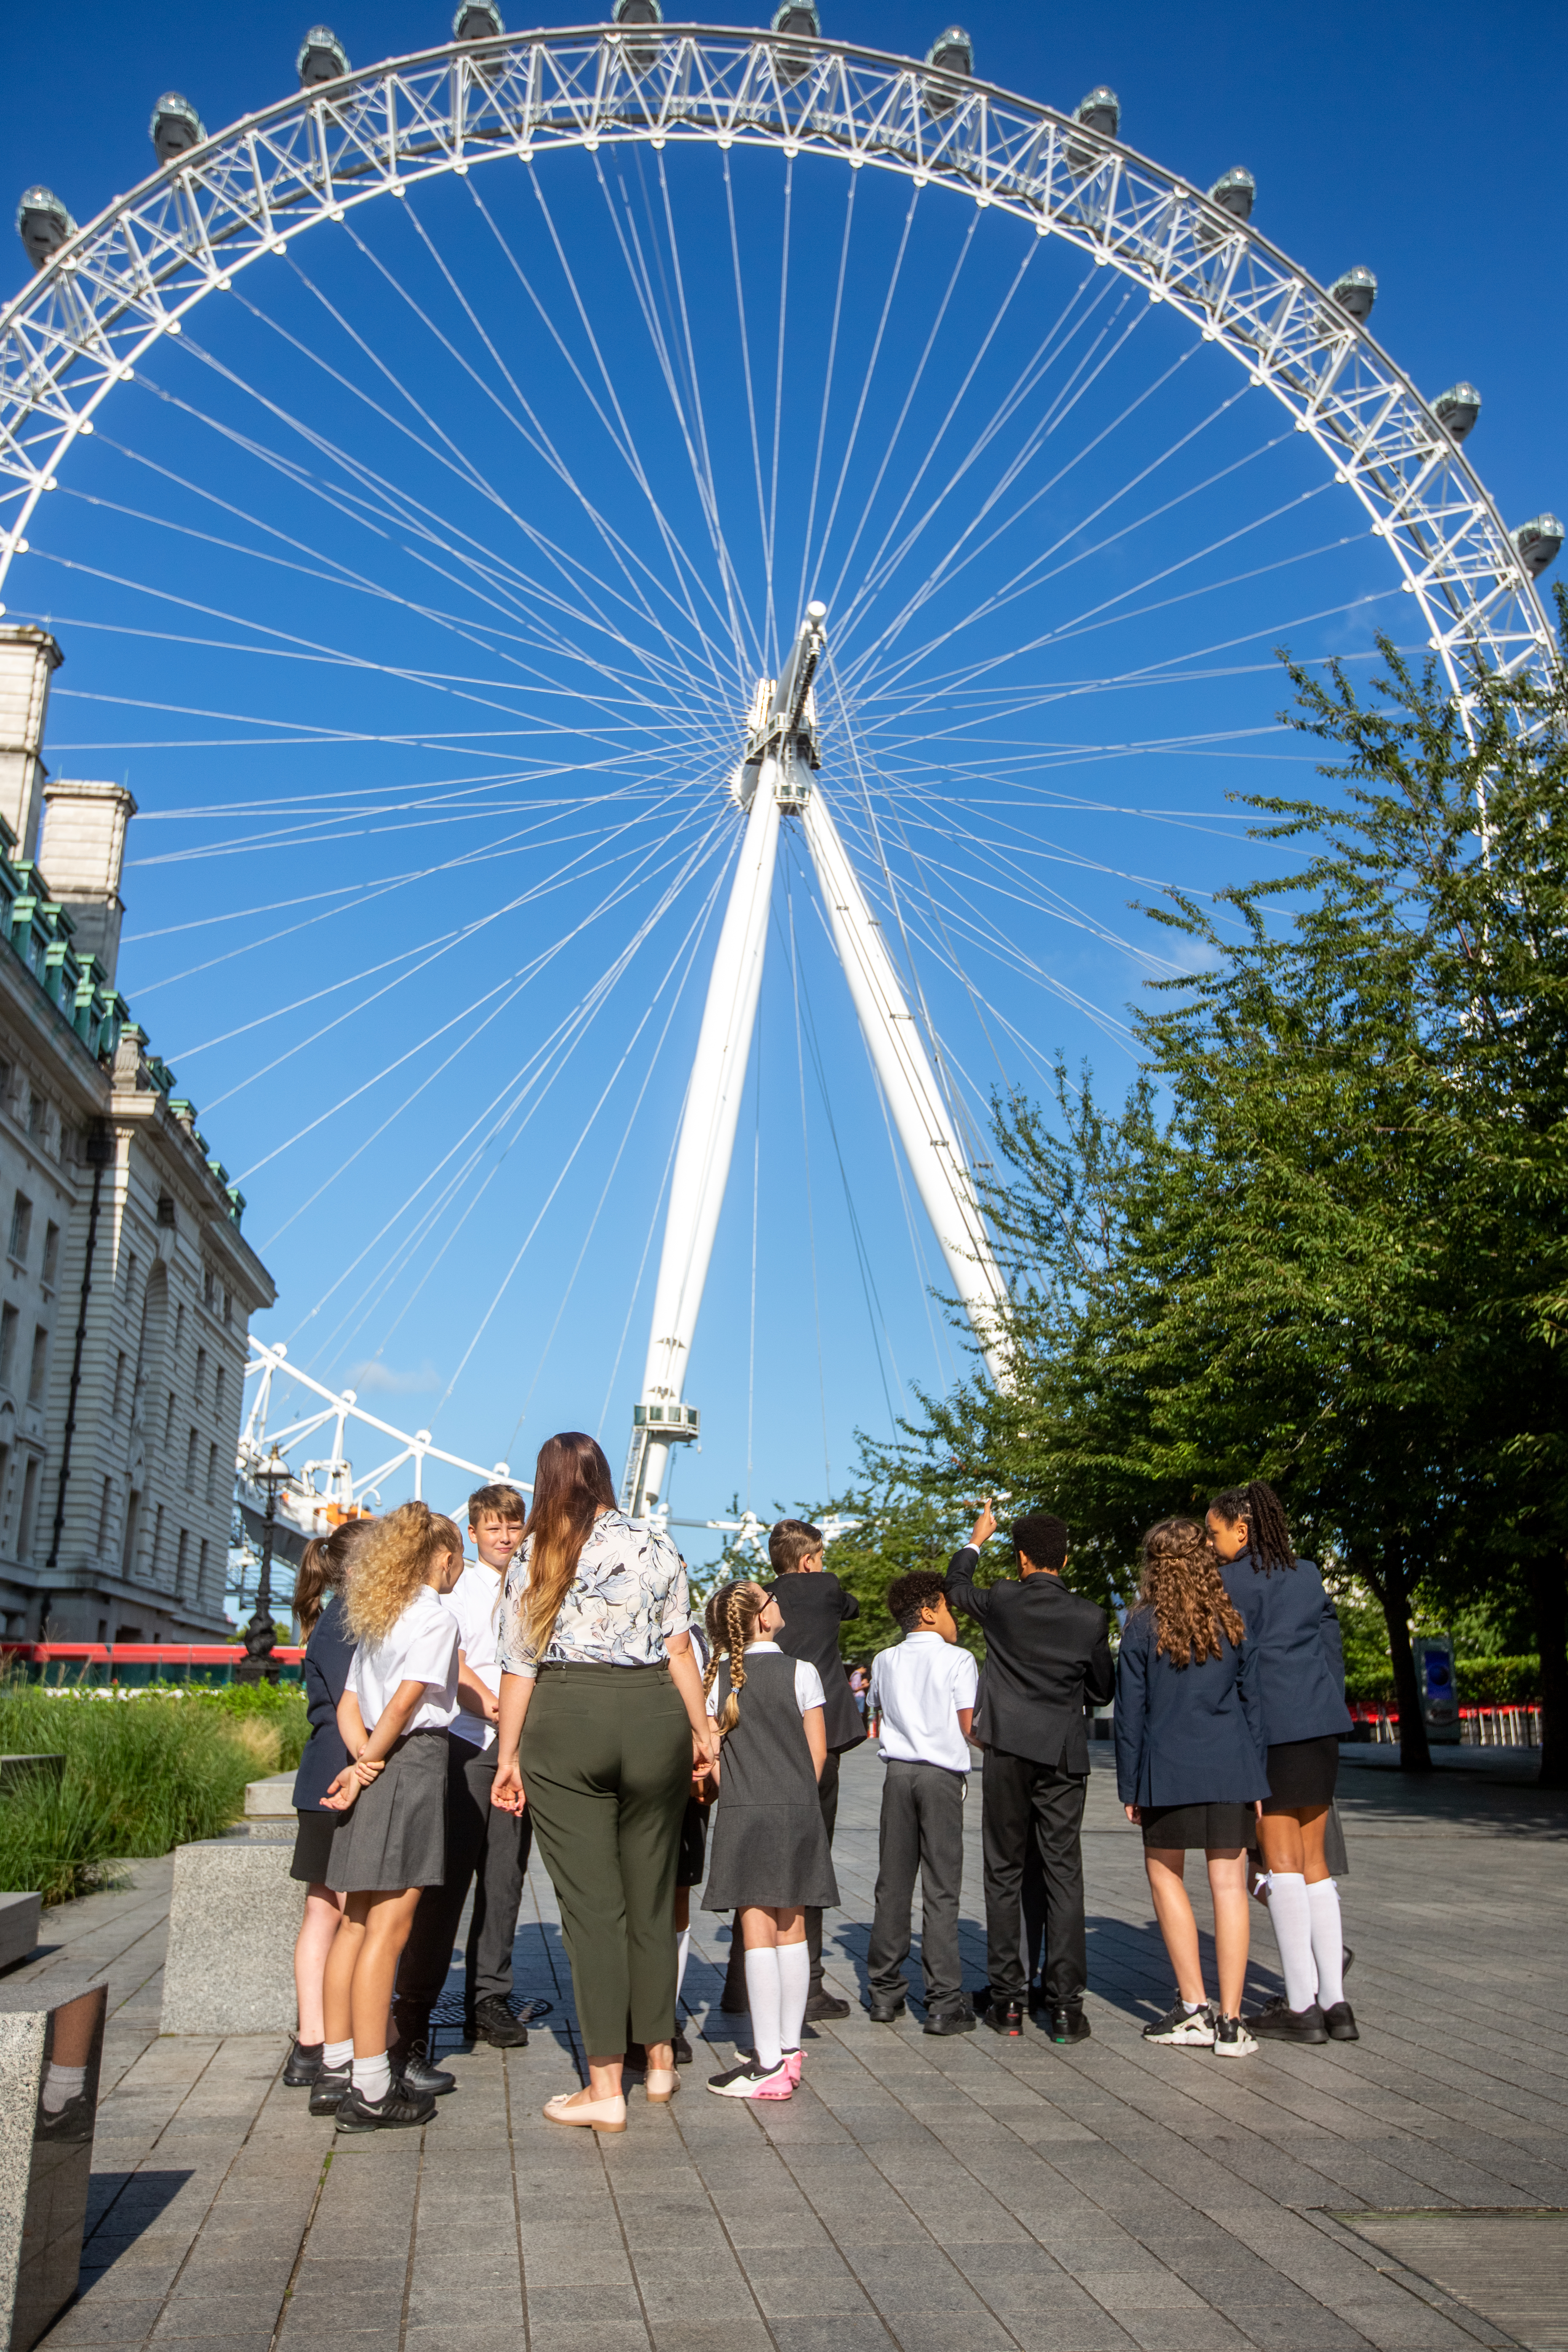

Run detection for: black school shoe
[[398, 2036, 456, 2097], [803, 1989, 851, 2022], [1048, 2003, 1091, 2045], [1323, 2000, 1359, 2042], [335, 2078, 437, 2132], [672, 2026, 693, 2066], [472, 1995, 530, 2049], [1245, 1997, 1329, 2045], [924, 2007, 976, 2037], [982, 1999, 1023, 2037], [866, 1995, 906, 2024], [283, 2040, 324, 2088], [307, 2065, 350, 2117]]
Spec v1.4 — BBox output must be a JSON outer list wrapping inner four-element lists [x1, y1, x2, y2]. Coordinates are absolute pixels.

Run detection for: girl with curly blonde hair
[[698, 1579, 836, 2103], [314, 1502, 465, 2133], [1114, 1517, 1269, 2057]]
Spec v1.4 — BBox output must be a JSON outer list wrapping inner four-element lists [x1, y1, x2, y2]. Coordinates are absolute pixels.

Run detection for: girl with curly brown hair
[[1115, 1517, 1269, 2057]]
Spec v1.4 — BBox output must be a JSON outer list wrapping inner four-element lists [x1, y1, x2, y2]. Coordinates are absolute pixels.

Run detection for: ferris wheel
[[2, 7, 1559, 1522]]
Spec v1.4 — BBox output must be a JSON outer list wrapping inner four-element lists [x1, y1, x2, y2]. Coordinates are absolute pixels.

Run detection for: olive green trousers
[[520, 1662, 691, 2056]]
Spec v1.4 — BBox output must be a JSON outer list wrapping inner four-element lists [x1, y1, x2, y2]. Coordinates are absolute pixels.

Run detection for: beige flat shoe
[[645, 2067, 680, 2104], [543, 2088, 627, 2134]]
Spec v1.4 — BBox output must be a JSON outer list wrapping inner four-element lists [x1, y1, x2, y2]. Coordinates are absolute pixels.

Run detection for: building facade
[[0, 623, 275, 1642]]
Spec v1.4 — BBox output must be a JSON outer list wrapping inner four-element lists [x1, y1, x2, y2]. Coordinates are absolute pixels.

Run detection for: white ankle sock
[[675, 1927, 691, 2007], [41, 2063, 85, 2115], [1267, 1872, 1318, 2011], [352, 2052, 391, 2102], [323, 2038, 353, 2071], [744, 1948, 784, 2069], [777, 1941, 811, 2053], [1306, 1878, 1344, 2008]]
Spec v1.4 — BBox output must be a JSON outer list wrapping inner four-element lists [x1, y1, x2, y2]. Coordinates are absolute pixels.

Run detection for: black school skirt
[[290, 1808, 338, 1883], [1263, 1733, 1340, 1808], [1140, 1801, 1253, 1851], [676, 1794, 708, 1890]]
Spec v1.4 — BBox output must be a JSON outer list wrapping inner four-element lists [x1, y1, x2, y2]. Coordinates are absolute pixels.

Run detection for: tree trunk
[[1373, 1568, 1432, 1773], [1525, 1553, 1568, 1790]]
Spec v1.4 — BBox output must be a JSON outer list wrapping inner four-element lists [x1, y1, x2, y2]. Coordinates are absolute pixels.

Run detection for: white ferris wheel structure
[[2, 5, 1559, 1543]]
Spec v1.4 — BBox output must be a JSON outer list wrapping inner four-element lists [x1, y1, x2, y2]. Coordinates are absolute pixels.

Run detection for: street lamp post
[[237, 1445, 291, 1686]]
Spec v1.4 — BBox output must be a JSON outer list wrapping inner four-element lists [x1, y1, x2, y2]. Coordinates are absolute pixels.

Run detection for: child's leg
[[866, 1763, 919, 2006], [1205, 1849, 1250, 2018], [1258, 1806, 1326, 2010], [323, 1897, 367, 2051], [294, 1884, 345, 2045], [1144, 1850, 1205, 2006], [774, 1908, 809, 2055], [915, 1765, 965, 2015], [739, 1906, 784, 2067], [350, 1888, 424, 2058], [1300, 1804, 1344, 2008]]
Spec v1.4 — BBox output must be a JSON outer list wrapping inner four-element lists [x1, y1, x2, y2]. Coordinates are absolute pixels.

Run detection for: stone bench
[[0, 1975, 107, 2352], [241, 1772, 297, 1825], [0, 1893, 41, 1974], [159, 1836, 304, 2036]]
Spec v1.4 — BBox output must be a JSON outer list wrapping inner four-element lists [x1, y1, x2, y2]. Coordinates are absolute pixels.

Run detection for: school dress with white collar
[[701, 1643, 839, 1912], [326, 1587, 460, 1894]]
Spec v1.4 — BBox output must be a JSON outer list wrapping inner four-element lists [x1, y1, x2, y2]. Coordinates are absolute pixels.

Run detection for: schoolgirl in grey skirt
[[314, 1502, 465, 2135], [700, 1581, 837, 2102]]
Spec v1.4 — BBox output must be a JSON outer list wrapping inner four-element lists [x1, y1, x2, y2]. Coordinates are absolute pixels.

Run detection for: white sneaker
[[1142, 2001, 1215, 2046], [706, 2058, 792, 2100], [1213, 2013, 1258, 2058]]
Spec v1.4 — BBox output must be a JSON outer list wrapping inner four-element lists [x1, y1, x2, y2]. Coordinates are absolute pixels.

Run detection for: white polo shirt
[[871, 1632, 978, 1774], [349, 1584, 460, 1736], [445, 1560, 505, 1751]]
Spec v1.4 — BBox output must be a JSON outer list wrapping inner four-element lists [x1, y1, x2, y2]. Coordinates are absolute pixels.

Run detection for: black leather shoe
[[672, 2027, 693, 2066], [1343, 1945, 1354, 1978], [803, 1990, 851, 2022], [1245, 1997, 1328, 2045], [336, 2079, 436, 2132], [1048, 2004, 1091, 2044], [923, 2008, 976, 2037], [866, 1996, 906, 2024], [473, 1995, 530, 2049], [307, 2066, 350, 2117], [398, 2036, 456, 2096], [1323, 2000, 1359, 2043], [283, 2040, 324, 2088], [982, 2000, 1023, 2037]]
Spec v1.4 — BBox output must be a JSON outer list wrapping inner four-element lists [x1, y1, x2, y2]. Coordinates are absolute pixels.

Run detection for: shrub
[[1454, 1655, 1540, 1705]]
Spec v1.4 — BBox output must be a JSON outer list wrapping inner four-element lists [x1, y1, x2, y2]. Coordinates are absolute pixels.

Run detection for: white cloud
[[346, 1357, 441, 1396]]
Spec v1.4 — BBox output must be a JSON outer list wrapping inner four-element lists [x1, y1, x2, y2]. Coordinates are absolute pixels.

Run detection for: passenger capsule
[[16, 186, 76, 272], [1074, 85, 1120, 139], [1329, 265, 1377, 323], [296, 26, 350, 87], [771, 2, 821, 86], [613, 0, 662, 73], [923, 24, 974, 118], [1512, 514, 1563, 579], [149, 92, 205, 164], [1208, 166, 1254, 224], [1432, 382, 1480, 445], [452, 1, 503, 34]]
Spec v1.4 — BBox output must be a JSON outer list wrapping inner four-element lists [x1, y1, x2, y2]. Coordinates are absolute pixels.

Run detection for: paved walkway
[[13, 1745, 1568, 2352]]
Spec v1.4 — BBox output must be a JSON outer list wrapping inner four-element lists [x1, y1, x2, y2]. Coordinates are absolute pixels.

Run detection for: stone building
[[0, 621, 275, 1642]]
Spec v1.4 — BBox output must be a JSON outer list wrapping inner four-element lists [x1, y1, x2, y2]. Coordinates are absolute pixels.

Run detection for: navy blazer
[[765, 1571, 865, 1752], [1114, 1605, 1268, 1809], [944, 1548, 1114, 1775], [291, 1591, 357, 1812], [1219, 1552, 1352, 1747]]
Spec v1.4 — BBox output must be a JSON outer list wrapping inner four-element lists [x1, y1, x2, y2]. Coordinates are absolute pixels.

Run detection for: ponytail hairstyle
[[1208, 1478, 1296, 1574], [293, 1512, 377, 1637], [519, 1432, 617, 1661], [701, 1580, 769, 1735], [1136, 1517, 1247, 1667], [345, 1501, 464, 1643]]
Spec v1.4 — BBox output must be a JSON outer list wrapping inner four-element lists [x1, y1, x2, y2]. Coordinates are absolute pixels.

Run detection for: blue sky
[[2, 1, 1562, 1557]]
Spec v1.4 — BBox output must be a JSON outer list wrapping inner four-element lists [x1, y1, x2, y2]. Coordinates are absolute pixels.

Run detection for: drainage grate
[[1336, 2208, 1568, 2350]]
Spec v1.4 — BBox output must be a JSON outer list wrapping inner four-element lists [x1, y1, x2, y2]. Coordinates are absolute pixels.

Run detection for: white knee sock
[[777, 1941, 811, 2053], [1306, 1878, 1344, 2008], [352, 2052, 391, 2102], [41, 2064, 85, 2115], [675, 1928, 691, 2008], [1267, 1872, 1318, 2011], [744, 1948, 784, 2069], [323, 2038, 353, 2071]]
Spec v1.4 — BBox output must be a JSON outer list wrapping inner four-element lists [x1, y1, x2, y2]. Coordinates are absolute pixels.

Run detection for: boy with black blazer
[[720, 1518, 864, 2021], [945, 1503, 1114, 2043]]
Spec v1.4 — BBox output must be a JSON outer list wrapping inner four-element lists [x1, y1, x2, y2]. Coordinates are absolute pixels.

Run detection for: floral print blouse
[[497, 1509, 689, 1678]]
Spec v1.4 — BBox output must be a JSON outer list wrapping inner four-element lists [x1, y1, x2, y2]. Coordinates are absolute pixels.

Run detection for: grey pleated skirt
[[701, 1800, 839, 1913], [325, 1728, 449, 1893]]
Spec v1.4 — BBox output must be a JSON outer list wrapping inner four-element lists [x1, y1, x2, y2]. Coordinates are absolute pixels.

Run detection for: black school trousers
[[866, 1759, 966, 2014], [981, 1747, 1089, 2007]]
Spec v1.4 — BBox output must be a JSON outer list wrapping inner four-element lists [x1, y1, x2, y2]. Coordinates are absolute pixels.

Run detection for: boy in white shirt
[[391, 1483, 533, 2079], [865, 1571, 979, 2035]]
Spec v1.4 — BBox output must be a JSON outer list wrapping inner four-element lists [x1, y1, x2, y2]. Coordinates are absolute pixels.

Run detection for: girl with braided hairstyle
[[1115, 1519, 1269, 2057], [699, 1580, 837, 2100], [1206, 1481, 1356, 2045]]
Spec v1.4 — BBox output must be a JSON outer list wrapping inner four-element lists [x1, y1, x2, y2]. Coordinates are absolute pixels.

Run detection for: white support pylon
[[801, 785, 1010, 1384]]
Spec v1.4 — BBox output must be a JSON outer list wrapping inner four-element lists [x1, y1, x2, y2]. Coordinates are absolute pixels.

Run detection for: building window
[[121, 1489, 141, 1576], [0, 1443, 10, 1531], [18, 1458, 38, 1562], [223, 1288, 232, 1328], [165, 1390, 176, 1447], [41, 1221, 59, 1291], [174, 1303, 185, 1365], [156, 1192, 176, 1230], [198, 1537, 210, 1602], [0, 1306, 16, 1389], [27, 1326, 47, 1407], [175, 1528, 189, 1598], [96, 1477, 113, 1553], [124, 1250, 138, 1301], [202, 1266, 214, 1310], [205, 1443, 218, 1507], [213, 1364, 225, 1422], [195, 1346, 206, 1406], [8, 1193, 31, 1265], [185, 1427, 197, 1493], [112, 1350, 127, 1416], [26, 1090, 42, 1139], [151, 1502, 165, 1584]]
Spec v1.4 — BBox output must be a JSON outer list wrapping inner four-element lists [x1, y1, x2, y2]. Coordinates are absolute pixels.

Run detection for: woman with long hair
[[1115, 1517, 1269, 2057], [491, 1433, 720, 2134], [283, 1512, 378, 2090], [1206, 1480, 1356, 2045]]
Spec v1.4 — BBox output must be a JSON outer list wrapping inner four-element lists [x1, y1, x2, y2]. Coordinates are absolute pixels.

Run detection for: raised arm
[[943, 1501, 998, 1624]]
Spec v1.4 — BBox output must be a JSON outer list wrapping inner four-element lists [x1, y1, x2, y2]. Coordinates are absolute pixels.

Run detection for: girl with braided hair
[[1206, 1481, 1357, 2046], [1115, 1519, 1269, 2056], [699, 1580, 837, 2100]]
